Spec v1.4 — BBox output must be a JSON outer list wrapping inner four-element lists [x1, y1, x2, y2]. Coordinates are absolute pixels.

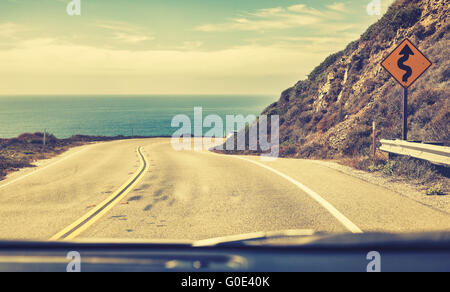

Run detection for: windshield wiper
[[193, 229, 316, 247]]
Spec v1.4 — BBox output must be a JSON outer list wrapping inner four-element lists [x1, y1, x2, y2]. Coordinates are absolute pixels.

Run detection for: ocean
[[0, 95, 276, 138]]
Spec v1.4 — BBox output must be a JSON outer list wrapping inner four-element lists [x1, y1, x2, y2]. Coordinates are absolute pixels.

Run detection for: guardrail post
[[43, 130, 46, 150], [372, 121, 376, 160]]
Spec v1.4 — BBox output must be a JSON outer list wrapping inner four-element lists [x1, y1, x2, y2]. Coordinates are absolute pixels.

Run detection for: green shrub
[[382, 161, 396, 176], [361, 2, 422, 42], [368, 164, 384, 173], [308, 51, 344, 81], [285, 146, 297, 156], [391, 4, 422, 29], [281, 139, 295, 147], [426, 184, 445, 196]]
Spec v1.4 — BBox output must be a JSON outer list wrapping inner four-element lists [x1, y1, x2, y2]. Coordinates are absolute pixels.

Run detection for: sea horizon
[[0, 94, 276, 139]]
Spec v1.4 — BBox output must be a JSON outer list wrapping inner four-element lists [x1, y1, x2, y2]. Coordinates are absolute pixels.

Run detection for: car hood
[[1, 230, 449, 249]]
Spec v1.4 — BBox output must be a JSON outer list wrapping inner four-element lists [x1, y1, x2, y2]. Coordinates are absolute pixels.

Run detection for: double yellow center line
[[50, 146, 149, 241]]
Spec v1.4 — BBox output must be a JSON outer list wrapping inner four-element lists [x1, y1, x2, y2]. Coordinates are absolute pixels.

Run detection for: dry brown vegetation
[[0, 133, 131, 180]]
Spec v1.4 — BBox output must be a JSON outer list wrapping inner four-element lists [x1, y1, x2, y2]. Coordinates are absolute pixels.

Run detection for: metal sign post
[[402, 88, 408, 141]]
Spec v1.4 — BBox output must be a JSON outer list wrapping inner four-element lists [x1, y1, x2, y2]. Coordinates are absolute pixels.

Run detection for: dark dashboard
[[0, 232, 449, 272]]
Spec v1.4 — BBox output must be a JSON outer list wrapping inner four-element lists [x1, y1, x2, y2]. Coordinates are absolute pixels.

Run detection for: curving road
[[0, 138, 449, 241]]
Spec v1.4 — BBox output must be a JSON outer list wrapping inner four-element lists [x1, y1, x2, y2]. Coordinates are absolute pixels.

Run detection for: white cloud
[[195, 3, 346, 32], [95, 21, 142, 32], [177, 41, 204, 50], [113, 32, 155, 43], [0, 22, 26, 38], [327, 3, 347, 13], [95, 21, 155, 44], [196, 13, 319, 32], [249, 7, 285, 17], [287, 4, 306, 12], [287, 4, 325, 16], [382, 0, 397, 10], [275, 34, 359, 45], [0, 38, 312, 75]]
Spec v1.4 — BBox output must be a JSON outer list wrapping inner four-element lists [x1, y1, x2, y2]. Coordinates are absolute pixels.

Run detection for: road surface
[[0, 138, 448, 241]]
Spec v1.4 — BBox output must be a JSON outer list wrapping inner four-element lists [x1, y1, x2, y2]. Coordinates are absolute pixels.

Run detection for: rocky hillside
[[261, 0, 449, 159]]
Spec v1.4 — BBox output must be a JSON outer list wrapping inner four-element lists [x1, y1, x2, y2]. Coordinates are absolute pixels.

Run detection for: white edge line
[[214, 153, 363, 234], [0, 146, 91, 191]]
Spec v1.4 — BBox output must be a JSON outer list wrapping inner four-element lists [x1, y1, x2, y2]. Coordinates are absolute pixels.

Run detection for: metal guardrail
[[380, 139, 450, 167]]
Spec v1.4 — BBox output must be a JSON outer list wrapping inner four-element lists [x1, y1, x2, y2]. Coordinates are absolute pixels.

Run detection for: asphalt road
[[0, 138, 449, 241]]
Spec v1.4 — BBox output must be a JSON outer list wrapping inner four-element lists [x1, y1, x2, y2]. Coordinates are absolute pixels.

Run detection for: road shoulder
[[311, 159, 449, 214]]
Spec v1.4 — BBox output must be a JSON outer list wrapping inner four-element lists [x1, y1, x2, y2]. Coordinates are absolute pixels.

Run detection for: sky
[[0, 0, 395, 95]]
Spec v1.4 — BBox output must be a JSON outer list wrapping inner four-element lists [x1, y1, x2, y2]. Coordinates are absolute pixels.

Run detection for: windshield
[[0, 0, 448, 273]]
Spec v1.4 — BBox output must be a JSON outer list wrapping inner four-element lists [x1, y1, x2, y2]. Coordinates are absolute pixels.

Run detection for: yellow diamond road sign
[[381, 39, 432, 89]]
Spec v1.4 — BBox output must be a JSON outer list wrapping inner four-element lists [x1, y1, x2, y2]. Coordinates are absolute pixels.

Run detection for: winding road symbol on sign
[[397, 44, 414, 83], [381, 39, 432, 89]]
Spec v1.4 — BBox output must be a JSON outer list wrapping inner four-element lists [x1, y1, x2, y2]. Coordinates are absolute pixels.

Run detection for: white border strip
[[231, 156, 363, 234], [0, 147, 90, 191]]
